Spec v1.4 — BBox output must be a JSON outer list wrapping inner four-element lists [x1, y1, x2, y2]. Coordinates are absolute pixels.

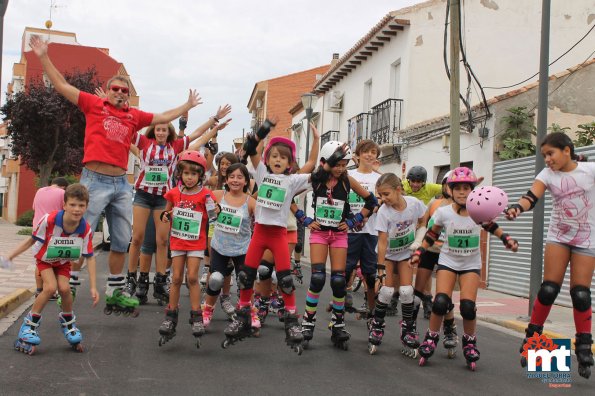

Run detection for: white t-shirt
[[254, 162, 310, 227], [375, 196, 426, 262], [348, 169, 381, 236], [537, 162, 595, 249], [433, 205, 482, 271]]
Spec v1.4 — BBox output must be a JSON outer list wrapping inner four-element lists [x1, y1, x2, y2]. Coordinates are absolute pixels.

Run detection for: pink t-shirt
[[32, 186, 65, 227]]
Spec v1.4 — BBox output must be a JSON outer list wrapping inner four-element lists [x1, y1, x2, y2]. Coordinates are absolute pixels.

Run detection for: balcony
[[347, 112, 371, 149], [320, 130, 339, 146], [370, 99, 403, 145]]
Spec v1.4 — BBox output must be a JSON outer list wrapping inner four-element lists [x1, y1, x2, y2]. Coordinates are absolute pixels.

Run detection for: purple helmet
[[447, 167, 478, 188], [466, 186, 509, 224]]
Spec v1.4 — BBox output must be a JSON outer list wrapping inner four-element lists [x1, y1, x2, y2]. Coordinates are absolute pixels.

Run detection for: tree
[[573, 121, 595, 148], [498, 106, 537, 160], [1, 68, 101, 186]]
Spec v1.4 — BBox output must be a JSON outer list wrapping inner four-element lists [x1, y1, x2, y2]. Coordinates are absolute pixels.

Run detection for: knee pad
[[330, 271, 346, 298], [237, 266, 257, 290], [277, 270, 294, 294], [294, 242, 303, 254], [399, 285, 414, 304], [309, 264, 326, 293], [207, 271, 224, 292], [460, 299, 476, 320], [364, 273, 376, 290], [432, 293, 452, 316], [537, 281, 561, 306], [378, 286, 395, 305], [257, 260, 274, 281], [570, 286, 591, 312], [271, 270, 277, 284]]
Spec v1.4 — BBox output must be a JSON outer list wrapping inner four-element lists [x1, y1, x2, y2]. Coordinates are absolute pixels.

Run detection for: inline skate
[[135, 272, 150, 305], [220, 294, 236, 321], [14, 313, 41, 355], [256, 296, 270, 325], [367, 317, 385, 355], [301, 312, 316, 349], [400, 320, 420, 358], [283, 311, 304, 355], [329, 311, 350, 351], [222, 306, 253, 348], [158, 308, 178, 346], [575, 333, 593, 379], [462, 334, 480, 371], [104, 288, 140, 317], [189, 310, 205, 348], [153, 273, 169, 306], [59, 312, 83, 352], [443, 321, 458, 358], [418, 330, 440, 366], [519, 323, 543, 368]]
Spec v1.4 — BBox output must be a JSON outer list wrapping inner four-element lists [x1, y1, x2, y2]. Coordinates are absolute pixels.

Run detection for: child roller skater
[[294, 140, 377, 351], [507, 133, 594, 379], [223, 118, 344, 354], [2, 184, 98, 355], [159, 151, 211, 348], [370, 173, 426, 357], [413, 167, 518, 370]]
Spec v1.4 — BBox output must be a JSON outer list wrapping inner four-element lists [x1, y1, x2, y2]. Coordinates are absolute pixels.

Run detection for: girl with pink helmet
[[222, 117, 345, 354], [412, 166, 518, 371], [506, 132, 594, 379]]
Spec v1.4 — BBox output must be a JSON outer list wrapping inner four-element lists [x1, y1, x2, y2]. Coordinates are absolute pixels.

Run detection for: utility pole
[[526, 0, 551, 317], [449, 0, 460, 169], [0, 0, 9, 100]]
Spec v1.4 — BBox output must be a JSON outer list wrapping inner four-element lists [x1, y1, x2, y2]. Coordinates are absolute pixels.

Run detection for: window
[[390, 60, 401, 99], [364, 79, 372, 112]]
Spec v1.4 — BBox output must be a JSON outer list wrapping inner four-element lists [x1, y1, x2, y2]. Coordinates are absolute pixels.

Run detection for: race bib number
[[315, 197, 344, 227], [45, 237, 82, 262], [143, 165, 168, 188], [171, 208, 202, 240], [215, 204, 243, 234], [447, 228, 480, 256], [388, 227, 415, 254], [257, 176, 289, 210], [349, 183, 373, 213]]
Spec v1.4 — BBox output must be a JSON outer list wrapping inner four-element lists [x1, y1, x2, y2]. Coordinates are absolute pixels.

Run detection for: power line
[[484, 23, 595, 90]]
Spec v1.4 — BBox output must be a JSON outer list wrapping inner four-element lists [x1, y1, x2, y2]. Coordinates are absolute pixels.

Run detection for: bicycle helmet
[[407, 166, 427, 183], [178, 150, 206, 170], [467, 186, 508, 224], [446, 167, 477, 189], [264, 137, 296, 169], [320, 141, 352, 164]]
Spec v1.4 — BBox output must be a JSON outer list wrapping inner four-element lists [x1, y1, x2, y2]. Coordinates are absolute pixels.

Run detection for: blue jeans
[[80, 168, 132, 253], [141, 214, 157, 255]]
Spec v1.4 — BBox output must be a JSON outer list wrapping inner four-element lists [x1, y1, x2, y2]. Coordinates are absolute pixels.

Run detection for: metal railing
[[347, 112, 371, 148], [320, 130, 339, 146], [369, 99, 403, 145]]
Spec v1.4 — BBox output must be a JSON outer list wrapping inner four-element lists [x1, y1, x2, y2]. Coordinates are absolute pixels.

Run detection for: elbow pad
[[521, 190, 538, 210], [310, 166, 329, 185], [256, 119, 275, 140], [363, 193, 378, 212], [481, 221, 499, 234]]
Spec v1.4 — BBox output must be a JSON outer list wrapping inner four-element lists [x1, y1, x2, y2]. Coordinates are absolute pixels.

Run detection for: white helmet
[[320, 141, 352, 164], [441, 170, 453, 184]]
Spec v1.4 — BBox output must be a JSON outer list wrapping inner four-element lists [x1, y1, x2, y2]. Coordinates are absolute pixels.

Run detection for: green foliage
[[16, 210, 34, 227], [17, 227, 33, 235], [547, 123, 571, 134], [1, 68, 101, 187], [573, 122, 595, 148], [499, 107, 537, 160]]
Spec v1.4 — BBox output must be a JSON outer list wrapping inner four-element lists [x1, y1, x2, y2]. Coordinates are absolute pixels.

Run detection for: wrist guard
[[521, 189, 538, 210], [500, 233, 517, 248], [377, 263, 386, 271], [178, 116, 187, 130], [481, 221, 499, 234], [256, 119, 275, 140], [423, 228, 440, 247], [205, 141, 218, 155], [363, 193, 378, 212], [345, 212, 364, 230], [242, 134, 259, 158]]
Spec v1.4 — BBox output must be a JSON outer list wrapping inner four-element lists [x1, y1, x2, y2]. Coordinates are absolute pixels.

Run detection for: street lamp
[[301, 92, 318, 164]]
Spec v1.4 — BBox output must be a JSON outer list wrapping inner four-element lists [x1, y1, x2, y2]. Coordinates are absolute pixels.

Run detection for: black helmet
[[407, 166, 427, 183]]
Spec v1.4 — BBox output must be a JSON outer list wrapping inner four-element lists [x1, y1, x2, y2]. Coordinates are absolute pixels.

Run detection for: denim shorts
[[80, 168, 132, 253], [133, 189, 167, 210], [346, 233, 378, 275]]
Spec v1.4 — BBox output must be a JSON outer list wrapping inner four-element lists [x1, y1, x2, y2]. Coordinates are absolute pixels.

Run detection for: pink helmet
[[447, 167, 478, 188], [466, 186, 508, 224], [264, 137, 296, 168], [178, 150, 206, 170]]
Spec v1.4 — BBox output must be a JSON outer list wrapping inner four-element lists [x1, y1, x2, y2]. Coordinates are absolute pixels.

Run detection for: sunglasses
[[110, 85, 129, 94]]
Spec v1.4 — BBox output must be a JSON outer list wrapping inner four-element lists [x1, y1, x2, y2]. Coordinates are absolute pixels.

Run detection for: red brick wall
[[266, 65, 329, 138], [17, 165, 37, 219]]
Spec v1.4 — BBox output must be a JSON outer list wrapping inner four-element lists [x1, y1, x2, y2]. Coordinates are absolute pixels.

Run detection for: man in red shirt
[[30, 35, 202, 315]]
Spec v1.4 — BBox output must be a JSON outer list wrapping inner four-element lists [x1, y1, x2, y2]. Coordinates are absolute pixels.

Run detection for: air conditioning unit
[[326, 90, 343, 112]]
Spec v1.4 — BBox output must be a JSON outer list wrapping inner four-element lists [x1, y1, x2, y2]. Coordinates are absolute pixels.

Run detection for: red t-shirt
[[164, 186, 212, 251], [78, 91, 154, 170]]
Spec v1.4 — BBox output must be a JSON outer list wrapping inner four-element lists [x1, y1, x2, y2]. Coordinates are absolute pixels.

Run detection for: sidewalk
[[0, 219, 102, 319]]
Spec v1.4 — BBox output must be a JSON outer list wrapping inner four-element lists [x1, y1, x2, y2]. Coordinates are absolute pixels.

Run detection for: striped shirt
[[33, 210, 94, 265], [133, 134, 189, 195]]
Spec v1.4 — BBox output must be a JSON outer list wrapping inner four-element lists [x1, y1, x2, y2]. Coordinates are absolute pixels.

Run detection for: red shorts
[[36, 260, 71, 278], [287, 231, 298, 244]]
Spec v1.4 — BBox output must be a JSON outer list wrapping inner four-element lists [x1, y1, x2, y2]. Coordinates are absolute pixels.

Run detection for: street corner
[[0, 287, 34, 319]]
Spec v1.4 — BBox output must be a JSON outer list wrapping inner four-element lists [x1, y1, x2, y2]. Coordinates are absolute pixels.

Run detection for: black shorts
[[419, 251, 439, 271], [210, 247, 245, 277], [437, 264, 480, 276]]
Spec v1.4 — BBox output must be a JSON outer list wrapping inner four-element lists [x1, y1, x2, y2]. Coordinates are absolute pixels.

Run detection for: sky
[[1, 0, 421, 152]]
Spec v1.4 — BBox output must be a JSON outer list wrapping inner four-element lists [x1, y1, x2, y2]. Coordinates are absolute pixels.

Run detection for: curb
[[0, 287, 34, 319]]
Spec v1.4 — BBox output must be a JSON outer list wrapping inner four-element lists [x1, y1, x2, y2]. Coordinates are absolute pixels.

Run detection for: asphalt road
[[0, 251, 589, 395]]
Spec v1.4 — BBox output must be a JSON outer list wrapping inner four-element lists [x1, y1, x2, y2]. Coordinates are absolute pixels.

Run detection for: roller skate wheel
[[340, 342, 349, 351], [159, 336, 166, 347], [195, 338, 201, 349], [447, 348, 456, 359], [468, 361, 476, 371], [402, 348, 418, 359], [293, 344, 303, 355], [368, 343, 378, 355], [419, 357, 427, 366], [302, 340, 309, 350], [114, 310, 121, 316], [130, 310, 140, 318], [122, 311, 130, 317], [72, 343, 84, 353], [520, 356, 527, 368], [103, 307, 112, 315], [578, 366, 591, 379], [221, 339, 231, 349]]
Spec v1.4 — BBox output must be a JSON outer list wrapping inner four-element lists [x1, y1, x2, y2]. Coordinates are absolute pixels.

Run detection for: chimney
[[331, 53, 340, 67]]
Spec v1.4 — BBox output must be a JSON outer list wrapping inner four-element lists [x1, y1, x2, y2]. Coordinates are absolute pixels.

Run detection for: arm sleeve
[[82, 228, 94, 257], [535, 167, 550, 185], [32, 214, 49, 243], [77, 91, 97, 113]]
